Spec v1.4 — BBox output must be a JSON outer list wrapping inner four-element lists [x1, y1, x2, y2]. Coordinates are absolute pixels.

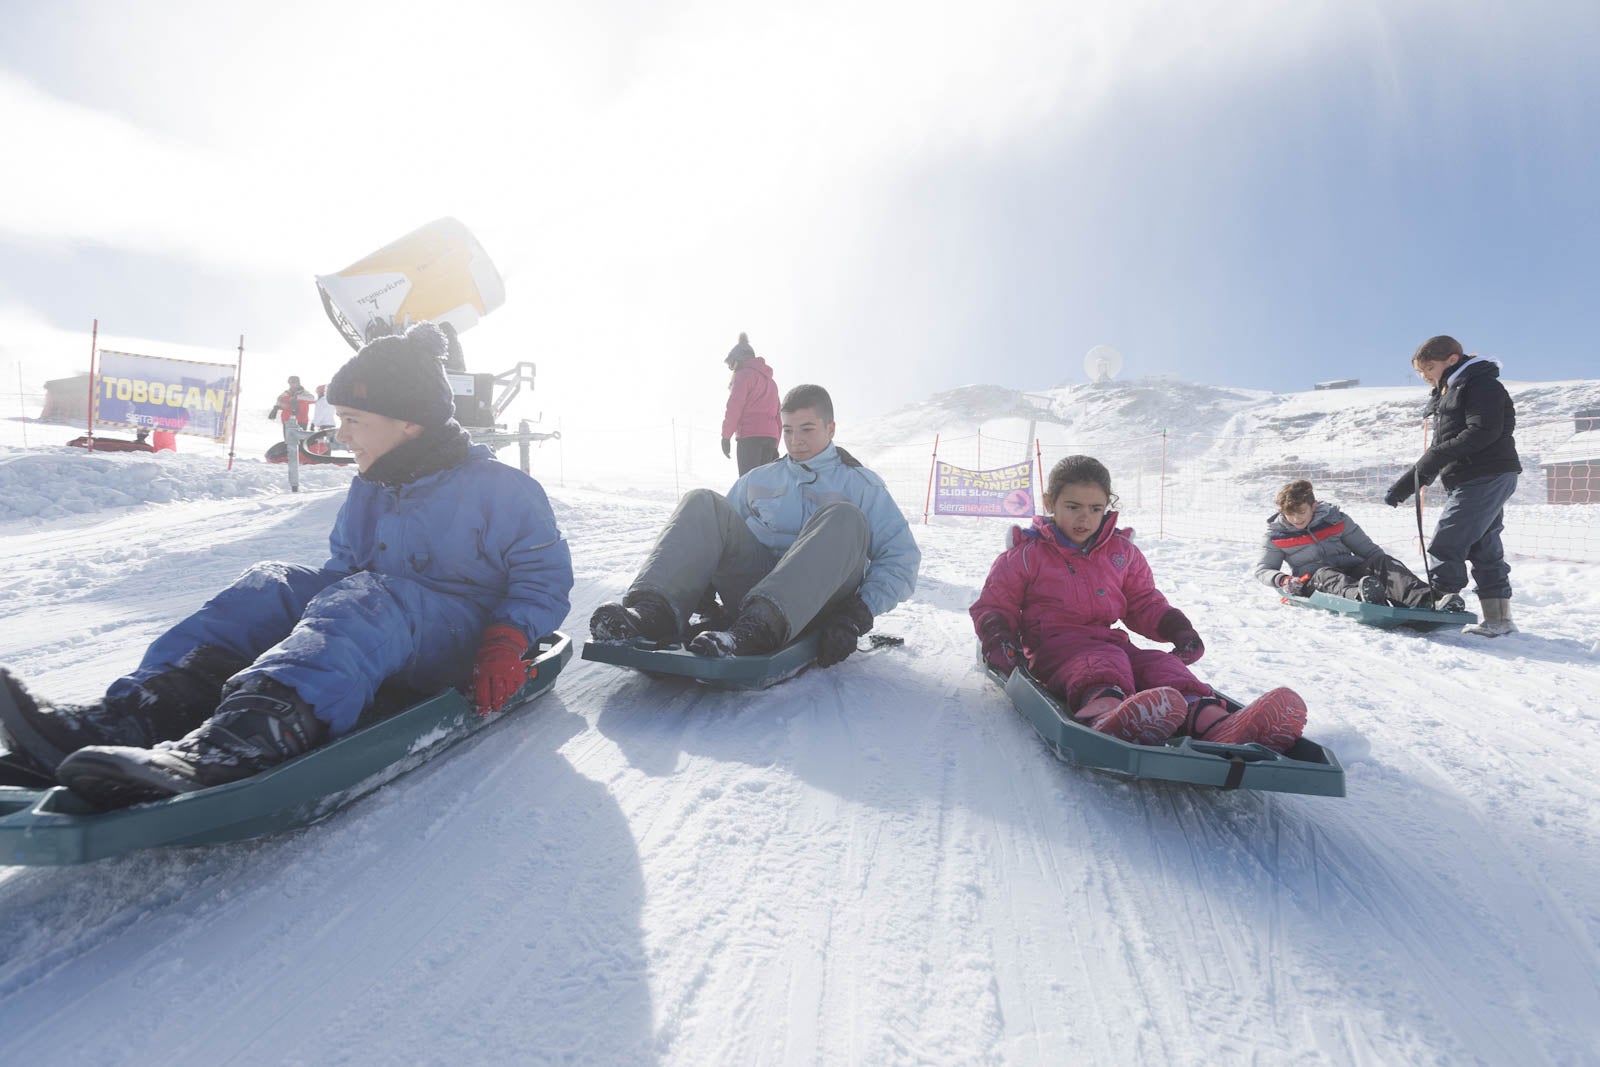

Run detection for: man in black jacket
[[1385, 335, 1522, 635]]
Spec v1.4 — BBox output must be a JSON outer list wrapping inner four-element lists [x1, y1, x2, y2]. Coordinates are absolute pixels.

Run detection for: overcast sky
[[1, 0, 1596, 426]]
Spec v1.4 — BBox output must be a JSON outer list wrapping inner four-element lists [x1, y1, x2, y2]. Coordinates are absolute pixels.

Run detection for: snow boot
[[1355, 576, 1388, 605], [1430, 590, 1466, 613], [55, 676, 328, 810], [589, 592, 679, 644], [1462, 597, 1517, 637], [688, 597, 786, 658], [0, 645, 247, 778], [1075, 686, 1188, 746], [1196, 687, 1306, 753]]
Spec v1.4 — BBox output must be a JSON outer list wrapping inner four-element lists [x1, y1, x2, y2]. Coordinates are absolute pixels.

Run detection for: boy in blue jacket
[[0, 323, 573, 808], [590, 383, 920, 667]]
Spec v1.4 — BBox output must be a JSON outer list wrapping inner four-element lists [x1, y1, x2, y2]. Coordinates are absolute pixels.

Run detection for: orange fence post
[[923, 434, 940, 525]]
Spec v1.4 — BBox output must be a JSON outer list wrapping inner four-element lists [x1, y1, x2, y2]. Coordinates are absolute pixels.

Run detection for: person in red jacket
[[268, 376, 315, 425], [720, 333, 780, 474], [970, 455, 1307, 751]]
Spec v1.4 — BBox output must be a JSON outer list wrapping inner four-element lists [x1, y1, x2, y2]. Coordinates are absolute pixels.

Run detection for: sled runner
[[265, 431, 357, 466], [0, 633, 573, 866], [581, 633, 821, 690], [1282, 590, 1476, 631], [991, 662, 1345, 797]]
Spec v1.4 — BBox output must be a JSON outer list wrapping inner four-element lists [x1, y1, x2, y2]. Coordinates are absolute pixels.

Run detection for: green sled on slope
[[1282, 590, 1477, 631], [580, 633, 821, 690], [0, 633, 574, 867], [990, 660, 1346, 797]]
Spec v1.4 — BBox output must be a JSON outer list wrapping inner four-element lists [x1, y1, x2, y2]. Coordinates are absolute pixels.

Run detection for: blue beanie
[[326, 322, 455, 427]]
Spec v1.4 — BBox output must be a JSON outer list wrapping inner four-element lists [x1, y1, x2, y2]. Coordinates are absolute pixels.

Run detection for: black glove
[[721, 437, 732, 459], [1276, 573, 1311, 597], [815, 595, 873, 667], [1156, 608, 1204, 666], [1384, 467, 1417, 508]]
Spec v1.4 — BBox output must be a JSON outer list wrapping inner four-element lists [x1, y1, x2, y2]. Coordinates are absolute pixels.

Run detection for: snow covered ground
[[1, 381, 1598, 1066]]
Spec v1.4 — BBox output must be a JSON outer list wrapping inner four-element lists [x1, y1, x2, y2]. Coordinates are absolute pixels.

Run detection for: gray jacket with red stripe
[[1254, 501, 1384, 589]]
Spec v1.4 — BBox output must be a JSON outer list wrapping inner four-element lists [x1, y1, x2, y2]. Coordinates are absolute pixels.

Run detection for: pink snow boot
[[1075, 686, 1188, 746], [1198, 687, 1307, 753]]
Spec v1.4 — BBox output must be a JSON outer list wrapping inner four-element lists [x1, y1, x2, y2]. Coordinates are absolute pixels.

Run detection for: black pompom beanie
[[725, 331, 755, 367], [326, 321, 455, 427]]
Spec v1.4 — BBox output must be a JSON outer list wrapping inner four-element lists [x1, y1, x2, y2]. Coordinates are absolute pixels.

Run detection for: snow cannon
[[314, 217, 506, 351]]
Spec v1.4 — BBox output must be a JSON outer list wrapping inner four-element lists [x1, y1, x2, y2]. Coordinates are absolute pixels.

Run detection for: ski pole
[[1412, 467, 1434, 588]]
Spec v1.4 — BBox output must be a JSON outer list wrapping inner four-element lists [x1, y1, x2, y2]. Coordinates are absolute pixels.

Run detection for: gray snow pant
[[1429, 471, 1517, 600], [1310, 553, 1434, 608], [626, 488, 870, 643]]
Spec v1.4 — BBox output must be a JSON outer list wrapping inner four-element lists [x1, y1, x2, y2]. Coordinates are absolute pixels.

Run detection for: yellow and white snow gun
[[314, 217, 505, 350]]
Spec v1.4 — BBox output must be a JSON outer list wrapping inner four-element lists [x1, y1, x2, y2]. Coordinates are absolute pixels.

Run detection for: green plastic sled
[[1282, 590, 1477, 631], [992, 662, 1345, 797], [581, 633, 820, 690], [0, 633, 574, 867]]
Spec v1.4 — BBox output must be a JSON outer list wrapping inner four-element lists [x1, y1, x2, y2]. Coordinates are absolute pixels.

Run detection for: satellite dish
[[1084, 345, 1123, 383]]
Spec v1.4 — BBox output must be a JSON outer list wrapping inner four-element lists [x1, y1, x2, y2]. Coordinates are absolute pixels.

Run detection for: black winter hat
[[326, 321, 455, 427], [725, 331, 755, 368]]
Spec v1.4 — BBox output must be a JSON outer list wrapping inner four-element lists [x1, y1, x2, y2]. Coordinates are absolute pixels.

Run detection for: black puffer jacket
[[1416, 357, 1521, 490]]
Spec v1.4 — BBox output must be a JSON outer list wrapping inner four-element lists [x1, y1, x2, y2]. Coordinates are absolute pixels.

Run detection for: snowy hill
[[2, 378, 1599, 1065]]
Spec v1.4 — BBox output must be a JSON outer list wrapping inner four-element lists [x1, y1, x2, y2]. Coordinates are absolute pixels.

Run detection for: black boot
[[55, 676, 328, 810], [1355, 576, 1388, 605], [589, 592, 679, 643], [687, 597, 786, 658], [0, 645, 247, 778]]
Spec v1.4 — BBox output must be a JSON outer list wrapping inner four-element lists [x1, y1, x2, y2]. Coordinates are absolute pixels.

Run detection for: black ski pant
[[1310, 553, 1434, 608], [735, 436, 779, 475]]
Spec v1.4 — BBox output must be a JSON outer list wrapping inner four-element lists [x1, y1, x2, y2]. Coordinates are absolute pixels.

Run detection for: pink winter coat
[[722, 357, 781, 440], [969, 512, 1191, 667]]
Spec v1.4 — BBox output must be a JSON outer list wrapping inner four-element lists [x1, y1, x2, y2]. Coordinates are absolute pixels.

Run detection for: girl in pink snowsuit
[[971, 455, 1306, 751]]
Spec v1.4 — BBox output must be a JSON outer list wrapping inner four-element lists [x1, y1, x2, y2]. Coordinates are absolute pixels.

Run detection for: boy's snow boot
[[1079, 686, 1187, 746], [688, 597, 786, 658], [589, 592, 679, 644], [1428, 588, 1466, 613], [1196, 687, 1306, 753], [55, 676, 328, 810], [1462, 597, 1517, 637], [0, 645, 247, 778], [1356, 576, 1388, 605]]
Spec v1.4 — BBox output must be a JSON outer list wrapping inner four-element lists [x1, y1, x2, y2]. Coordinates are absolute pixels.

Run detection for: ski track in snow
[[1, 484, 1599, 1065]]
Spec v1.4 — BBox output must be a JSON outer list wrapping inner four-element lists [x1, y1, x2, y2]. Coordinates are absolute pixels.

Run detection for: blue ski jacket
[[726, 443, 920, 618], [140, 440, 574, 734], [326, 442, 573, 641]]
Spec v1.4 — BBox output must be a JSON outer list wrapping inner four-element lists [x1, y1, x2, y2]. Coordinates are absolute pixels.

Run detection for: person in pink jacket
[[721, 333, 781, 474], [970, 455, 1307, 751]]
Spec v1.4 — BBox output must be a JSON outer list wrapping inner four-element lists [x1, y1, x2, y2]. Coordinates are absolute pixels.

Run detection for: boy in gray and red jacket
[[1255, 479, 1452, 610]]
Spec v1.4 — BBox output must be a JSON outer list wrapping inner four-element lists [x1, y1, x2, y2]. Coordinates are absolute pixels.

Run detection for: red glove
[[472, 625, 535, 716]]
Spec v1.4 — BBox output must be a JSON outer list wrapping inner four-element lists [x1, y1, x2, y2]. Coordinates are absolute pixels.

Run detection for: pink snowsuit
[[969, 513, 1212, 710]]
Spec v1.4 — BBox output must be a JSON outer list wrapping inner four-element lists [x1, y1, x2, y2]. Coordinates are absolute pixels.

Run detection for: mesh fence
[[540, 416, 1599, 565]]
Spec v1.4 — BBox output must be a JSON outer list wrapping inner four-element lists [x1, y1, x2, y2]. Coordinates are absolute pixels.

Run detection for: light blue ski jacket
[[726, 443, 920, 618]]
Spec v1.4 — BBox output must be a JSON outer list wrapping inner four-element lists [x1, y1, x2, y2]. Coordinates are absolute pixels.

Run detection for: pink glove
[[472, 625, 535, 716]]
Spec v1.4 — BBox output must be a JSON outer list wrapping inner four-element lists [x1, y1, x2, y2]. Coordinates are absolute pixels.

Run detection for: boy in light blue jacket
[[591, 384, 920, 667], [2, 323, 573, 808]]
